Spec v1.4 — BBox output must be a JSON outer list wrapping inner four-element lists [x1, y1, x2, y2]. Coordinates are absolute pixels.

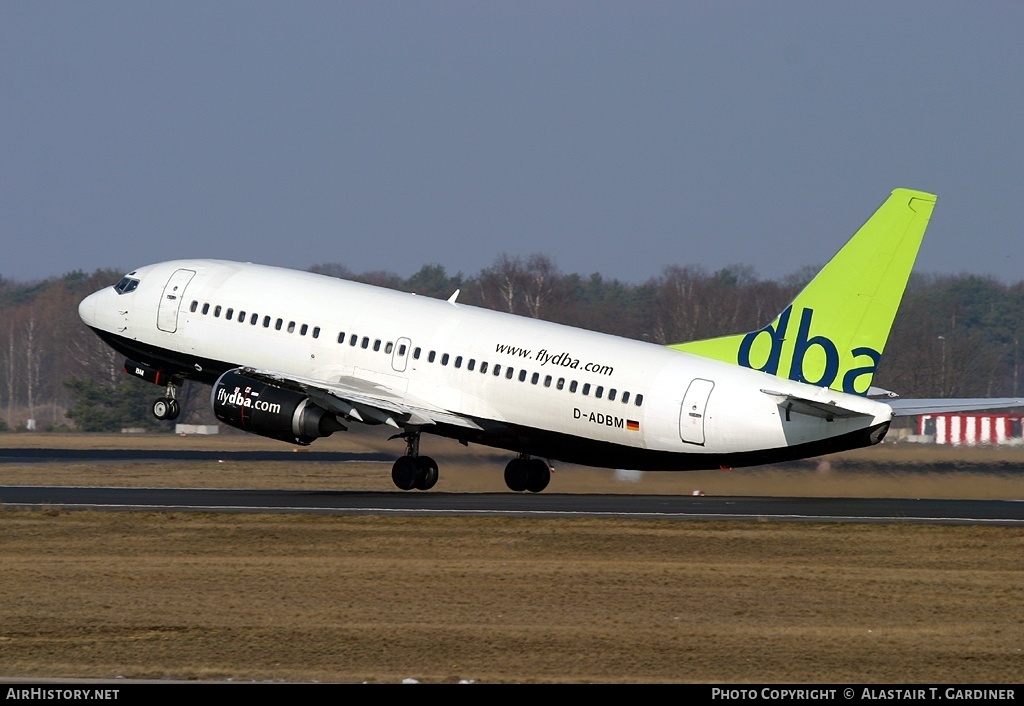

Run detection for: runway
[[2, 484, 1021, 525], [2, 445, 1021, 525]]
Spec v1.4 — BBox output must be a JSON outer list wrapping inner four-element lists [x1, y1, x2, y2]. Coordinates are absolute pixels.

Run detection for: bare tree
[[474, 254, 523, 314], [521, 254, 560, 319], [2, 322, 13, 427], [23, 315, 44, 427]]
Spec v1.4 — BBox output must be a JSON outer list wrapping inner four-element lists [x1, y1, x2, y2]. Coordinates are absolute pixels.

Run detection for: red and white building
[[917, 413, 1024, 446]]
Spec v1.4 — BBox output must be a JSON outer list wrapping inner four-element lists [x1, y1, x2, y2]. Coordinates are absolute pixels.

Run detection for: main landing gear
[[390, 432, 552, 493], [151, 381, 181, 421], [504, 454, 551, 493], [391, 432, 439, 491]]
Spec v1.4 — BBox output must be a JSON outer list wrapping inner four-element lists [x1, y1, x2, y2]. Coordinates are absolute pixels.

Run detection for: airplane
[[77, 188, 1024, 492]]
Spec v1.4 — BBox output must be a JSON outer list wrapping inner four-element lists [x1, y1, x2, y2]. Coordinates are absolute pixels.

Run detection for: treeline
[[1, 256, 1022, 432]]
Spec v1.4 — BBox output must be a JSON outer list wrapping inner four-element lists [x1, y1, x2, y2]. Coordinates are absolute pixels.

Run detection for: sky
[[2, 2, 1023, 286]]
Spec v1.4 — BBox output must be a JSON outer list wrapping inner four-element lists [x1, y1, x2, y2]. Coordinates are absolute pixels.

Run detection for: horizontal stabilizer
[[887, 397, 1024, 417], [760, 389, 874, 421]]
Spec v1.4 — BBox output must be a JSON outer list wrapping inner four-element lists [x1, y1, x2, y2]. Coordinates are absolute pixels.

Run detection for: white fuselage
[[79, 259, 895, 470]]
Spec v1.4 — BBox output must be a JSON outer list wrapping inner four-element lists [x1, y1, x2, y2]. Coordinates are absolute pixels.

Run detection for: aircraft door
[[391, 337, 412, 372], [156, 269, 196, 333], [679, 378, 714, 446]]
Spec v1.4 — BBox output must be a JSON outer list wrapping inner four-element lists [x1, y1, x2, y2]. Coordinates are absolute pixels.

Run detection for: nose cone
[[78, 289, 103, 328]]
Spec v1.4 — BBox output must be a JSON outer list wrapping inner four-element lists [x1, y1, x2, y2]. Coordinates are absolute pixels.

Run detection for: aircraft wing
[[236, 367, 483, 431], [885, 397, 1024, 417]]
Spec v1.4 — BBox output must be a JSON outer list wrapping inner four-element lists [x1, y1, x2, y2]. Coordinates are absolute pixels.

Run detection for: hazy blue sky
[[3, 2, 1022, 285]]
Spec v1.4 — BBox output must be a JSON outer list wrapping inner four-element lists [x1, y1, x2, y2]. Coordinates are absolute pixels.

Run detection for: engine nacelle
[[211, 369, 346, 445]]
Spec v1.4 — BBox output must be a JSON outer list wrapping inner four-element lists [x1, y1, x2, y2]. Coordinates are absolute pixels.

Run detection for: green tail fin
[[670, 188, 937, 396]]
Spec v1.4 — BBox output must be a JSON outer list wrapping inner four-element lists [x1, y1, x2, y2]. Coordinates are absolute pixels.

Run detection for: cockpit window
[[113, 277, 140, 295]]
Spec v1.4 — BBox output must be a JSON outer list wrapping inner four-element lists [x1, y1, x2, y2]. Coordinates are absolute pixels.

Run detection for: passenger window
[[361, 337, 369, 349], [492, 364, 500, 376], [505, 367, 514, 379], [202, 303, 210, 315], [263, 316, 271, 328], [622, 391, 630, 404], [300, 324, 308, 336], [556, 378, 564, 390], [312, 327, 320, 339], [350, 334, 358, 346], [481, 362, 489, 374], [226, 308, 234, 319], [338, 332, 346, 344], [544, 375, 552, 388], [635, 394, 644, 406], [467, 359, 475, 371], [275, 318, 283, 331], [250, 313, 258, 325], [569, 381, 578, 393], [373, 340, 381, 351], [398, 344, 407, 356], [385, 342, 393, 354], [190, 301, 198, 313], [454, 356, 462, 368], [531, 372, 539, 384], [595, 386, 604, 399], [441, 353, 449, 365], [582, 383, 591, 396], [288, 321, 296, 333], [215, 306, 222, 317], [608, 389, 616, 401], [428, 351, 436, 363], [518, 370, 527, 382], [237, 310, 245, 322], [413, 347, 421, 359]]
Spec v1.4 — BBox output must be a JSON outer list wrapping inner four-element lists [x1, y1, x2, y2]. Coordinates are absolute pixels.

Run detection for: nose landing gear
[[152, 382, 180, 421], [123, 359, 183, 422]]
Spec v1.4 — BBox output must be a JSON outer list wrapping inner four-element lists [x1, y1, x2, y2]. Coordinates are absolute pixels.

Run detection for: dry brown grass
[[1, 432, 1023, 683], [1, 512, 1021, 684]]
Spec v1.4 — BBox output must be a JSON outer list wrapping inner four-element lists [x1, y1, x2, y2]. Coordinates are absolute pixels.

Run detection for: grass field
[[1, 432, 1022, 683]]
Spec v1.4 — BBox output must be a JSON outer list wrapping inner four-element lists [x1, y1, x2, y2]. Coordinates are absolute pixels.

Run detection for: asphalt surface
[[1, 484, 1021, 526], [2, 446, 1021, 525]]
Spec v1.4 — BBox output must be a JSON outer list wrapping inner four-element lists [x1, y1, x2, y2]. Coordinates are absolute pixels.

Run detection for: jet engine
[[211, 369, 346, 445]]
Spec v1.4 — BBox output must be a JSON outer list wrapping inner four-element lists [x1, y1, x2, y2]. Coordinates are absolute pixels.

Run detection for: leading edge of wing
[[237, 367, 483, 431], [886, 397, 1024, 417]]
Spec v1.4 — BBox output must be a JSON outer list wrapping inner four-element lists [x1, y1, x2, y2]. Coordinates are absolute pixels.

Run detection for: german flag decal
[[627, 419, 640, 431]]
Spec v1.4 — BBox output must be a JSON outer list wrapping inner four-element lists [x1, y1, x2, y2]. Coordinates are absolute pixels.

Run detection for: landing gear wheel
[[505, 457, 551, 492], [525, 458, 551, 493], [414, 456, 439, 490], [152, 398, 171, 420], [152, 376, 182, 422], [504, 458, 529, 492], [153, 397, 181, 421], [392, 456, 419, 490], [390, 432, 441, 491]]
